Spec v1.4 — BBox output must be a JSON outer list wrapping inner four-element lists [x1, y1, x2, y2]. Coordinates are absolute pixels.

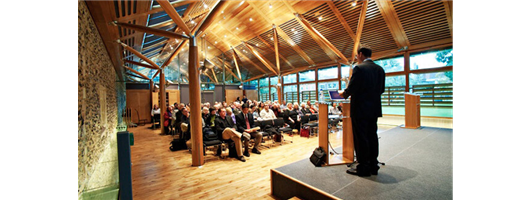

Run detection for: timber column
[[159, 70, 166, 134], [188, 36, 204, 166]]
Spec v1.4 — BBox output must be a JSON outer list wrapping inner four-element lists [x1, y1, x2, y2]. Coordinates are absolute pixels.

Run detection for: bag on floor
[[300, 127, 310, 138], [310, 147, 326, 167], [169, 139, 187, 151]]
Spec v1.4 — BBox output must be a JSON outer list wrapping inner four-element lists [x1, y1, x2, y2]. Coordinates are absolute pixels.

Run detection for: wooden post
[[188, 36, 204, 166], [159, 70, 166, 134]]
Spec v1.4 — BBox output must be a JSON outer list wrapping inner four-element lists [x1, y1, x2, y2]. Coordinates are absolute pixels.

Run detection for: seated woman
[[151, 104, 161, 128], [283, 103, 300, 132], [163, 106, 173, 134]]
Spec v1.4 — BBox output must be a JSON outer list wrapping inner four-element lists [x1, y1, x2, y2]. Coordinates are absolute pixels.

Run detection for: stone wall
[[78, 1, 122, 198]]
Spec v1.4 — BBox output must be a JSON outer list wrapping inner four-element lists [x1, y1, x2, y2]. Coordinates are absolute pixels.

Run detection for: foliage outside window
[[270, 76, 278, 86], [318, 66, 338, 80], [283, 73, 297, 84], [410, 71, 453, 86], [259, 77, 269, 87], [341, 64, 352, 78], [299, 70, 315, 82], [270, 87, 278, 101], [386, 75, 406, 87], [318, 81, 339, 91], [374, 56, 404, 73], [410, 48, 453, 70], [259, 87, 269, 102], [283, 85, 297, 93]]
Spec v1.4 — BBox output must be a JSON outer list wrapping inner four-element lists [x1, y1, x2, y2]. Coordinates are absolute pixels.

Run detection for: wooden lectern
[[404, 93, 421, 129], [318, 103, 354, 166]]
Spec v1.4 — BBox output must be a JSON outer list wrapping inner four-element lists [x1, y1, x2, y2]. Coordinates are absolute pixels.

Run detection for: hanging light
[[269, 3, 272, 9]]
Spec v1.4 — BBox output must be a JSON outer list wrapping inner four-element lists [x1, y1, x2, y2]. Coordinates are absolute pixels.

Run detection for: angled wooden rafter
[[161, 39, 189, 68], [123, 60, 159, 70], [272, 26, 281, 74], [292, 13, 342, 64], [327, 1, 356, 41], [247, 1, 316, 66], [374, 0, 411, 48], [443, 1, 453, 37], [117, 1, 191, 23], [125, 72, 149, 80], [295, 13, 350, 64], [256, 35, 294, 69], [232, 46, 269, 75], [194, 0, 230, 37], [210, 68, 219, 83], [124, 66, 151, 80], [352, 0, 369, 62], [242, 42, 278, 75], [114, 22, 189, 40], [118, 41, 161, 70], [214, 57, 241, 82], [157, 0, 192, 36], [231, 49, 243, 80]]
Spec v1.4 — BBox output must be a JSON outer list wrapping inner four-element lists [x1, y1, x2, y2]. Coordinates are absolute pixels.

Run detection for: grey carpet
[[275, 126, 453, 200]]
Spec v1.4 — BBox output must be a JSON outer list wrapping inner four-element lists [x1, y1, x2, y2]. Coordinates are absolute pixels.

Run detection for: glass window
[[299, 70, 315, 82], [270, 87, 278, 101], [341, 65, 352, 78], [259, 77, 269, 87], [259, 87, 269, 102], [410, 48, 453, 70], [244, 79, 258, 86], [410, 71, 453, 86], [270, 76, 278, 86], [318, 81, 339, 102], [318, 66, 338, 80], [318, 81, 339, 91], [385, 75, 406, 87], [374, 56, 404, 73], [283, 85, 297, 93], [283, 73, 297, 84], [283, 85, 298, 104], [299, 83, 316, 104]]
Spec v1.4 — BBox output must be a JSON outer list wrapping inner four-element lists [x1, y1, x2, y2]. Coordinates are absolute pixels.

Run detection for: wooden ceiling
[[85, 0, 452, 83]]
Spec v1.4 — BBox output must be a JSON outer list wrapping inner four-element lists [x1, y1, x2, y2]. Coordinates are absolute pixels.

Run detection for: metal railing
[[381, 83, 453, 107]]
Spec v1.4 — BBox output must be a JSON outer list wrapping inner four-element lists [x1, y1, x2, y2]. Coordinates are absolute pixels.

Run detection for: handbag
[[310, 147, 326, 167], [300, 127, 310, 138]]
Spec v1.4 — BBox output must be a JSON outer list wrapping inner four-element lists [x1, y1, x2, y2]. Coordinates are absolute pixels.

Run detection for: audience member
[[260, 104, 277, 120], [236, 104, 263, 156], [205, 108, 217, 127], [330, 103, 342, 115], [215, 108, 246, 162], [151, 104, 160, 116], [283, 103, 300, 131]]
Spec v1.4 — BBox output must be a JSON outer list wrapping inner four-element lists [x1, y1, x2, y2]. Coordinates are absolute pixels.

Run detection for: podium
[[318, 103, 354, 166], [404, 93, 421, 129]]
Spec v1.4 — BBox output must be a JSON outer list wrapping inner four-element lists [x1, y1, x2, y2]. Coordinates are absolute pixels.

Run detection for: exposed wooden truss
[[86, 0, 453, 83]]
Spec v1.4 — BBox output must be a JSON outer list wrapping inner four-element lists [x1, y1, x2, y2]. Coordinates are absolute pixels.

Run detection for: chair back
[[301, 115, 310, 124], [273, 118, 285, 128], [260, 119, 274, 128]]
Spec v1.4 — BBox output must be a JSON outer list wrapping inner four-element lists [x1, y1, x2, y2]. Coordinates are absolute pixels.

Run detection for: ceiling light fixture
[[318, 16, 323, 21], [269, 3, 272, 9], [352, 1, 357, 7], [249, 17, 253, 22]]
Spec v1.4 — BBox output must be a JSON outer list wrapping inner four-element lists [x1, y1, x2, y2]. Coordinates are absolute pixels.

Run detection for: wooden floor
[[128, 119, 435, 199]]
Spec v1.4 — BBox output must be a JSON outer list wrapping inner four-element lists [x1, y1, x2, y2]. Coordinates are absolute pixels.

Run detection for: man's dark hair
[[357, 47, 372, 57], [242, 103, 249, 109]]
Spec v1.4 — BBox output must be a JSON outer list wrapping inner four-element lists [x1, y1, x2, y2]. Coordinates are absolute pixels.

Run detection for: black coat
[[342, 60, 385, 119], [235, 112, 256, 133], [214, 116, 236, 136]]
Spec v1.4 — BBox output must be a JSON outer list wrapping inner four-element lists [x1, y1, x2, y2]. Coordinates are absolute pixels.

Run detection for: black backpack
[[310, 147, 326, 167], [203, 127, 219, 141], [169, 139, 187, 151]]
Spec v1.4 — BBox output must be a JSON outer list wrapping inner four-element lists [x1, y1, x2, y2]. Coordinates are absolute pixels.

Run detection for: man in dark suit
[[340, 47, 385, 177], [215, 108, 246, 162], [236, 103, 263, 157]]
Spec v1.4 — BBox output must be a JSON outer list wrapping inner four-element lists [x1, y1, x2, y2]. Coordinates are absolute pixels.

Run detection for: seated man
[[215, 108, 246, 162], [329, 103, 342, 115], [182, 108, 206, 151], [260, 104, 276, 120], [236, 103, 263, 156]]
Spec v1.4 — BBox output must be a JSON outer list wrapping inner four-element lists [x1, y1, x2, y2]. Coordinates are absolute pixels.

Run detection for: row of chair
[[201, 118, 295, 157]]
